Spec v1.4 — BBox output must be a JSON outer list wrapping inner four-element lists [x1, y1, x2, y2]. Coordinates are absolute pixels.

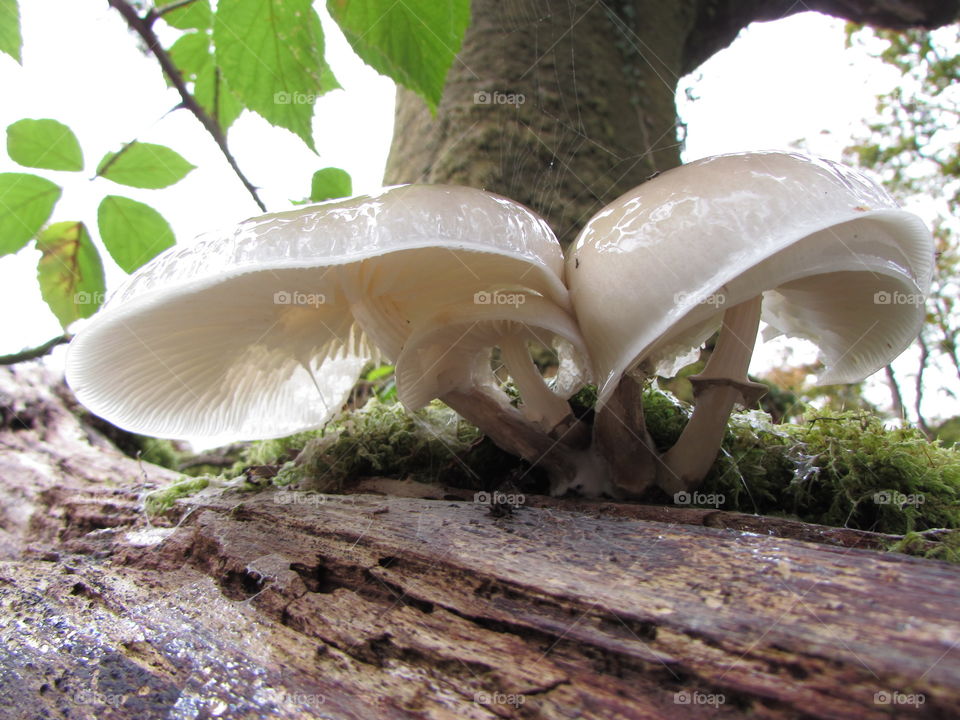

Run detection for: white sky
[[0, 2, 953, 423]]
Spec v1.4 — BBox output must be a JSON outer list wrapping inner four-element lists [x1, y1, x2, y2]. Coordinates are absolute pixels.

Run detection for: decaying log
[[1, 365, 958, 719]]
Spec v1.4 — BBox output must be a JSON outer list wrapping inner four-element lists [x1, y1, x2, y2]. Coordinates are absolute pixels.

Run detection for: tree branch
[[0, 335, 71, 366], [681, 0, 960, 74], [107, 0, 266, 212]]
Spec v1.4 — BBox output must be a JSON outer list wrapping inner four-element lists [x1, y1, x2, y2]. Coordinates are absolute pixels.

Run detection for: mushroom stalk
[[498, 333, 574, 433], [442, 386, 593, 494], [657, 295, 767, 494], [592, 375, 658, 497]]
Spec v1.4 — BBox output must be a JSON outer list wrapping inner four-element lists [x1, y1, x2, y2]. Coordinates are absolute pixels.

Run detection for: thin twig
[[108, 0, 266, 212], [884, 364, 905, 420], [914, 333, 934, 439], [153, 0, 200, 20], [0, 335, 72, 366]]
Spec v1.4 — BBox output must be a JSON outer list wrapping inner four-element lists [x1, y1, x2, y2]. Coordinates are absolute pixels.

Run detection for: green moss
[[887, 530, 960, 563], [237, 397, 518, 492], [143, 475, 211, 515]]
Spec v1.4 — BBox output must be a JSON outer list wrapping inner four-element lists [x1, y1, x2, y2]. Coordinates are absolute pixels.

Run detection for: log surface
[[0, 366, 957, 719]]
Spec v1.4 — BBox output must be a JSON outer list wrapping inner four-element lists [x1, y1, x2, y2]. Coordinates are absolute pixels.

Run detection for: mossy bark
[[384, 0, 960, 244]]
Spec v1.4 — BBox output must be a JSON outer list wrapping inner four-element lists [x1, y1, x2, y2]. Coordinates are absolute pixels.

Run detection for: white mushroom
[[334, 185, 593, 491], [65, 194, 392, 445], [568, 151, 934, 495], [67, 184, 593, 492]]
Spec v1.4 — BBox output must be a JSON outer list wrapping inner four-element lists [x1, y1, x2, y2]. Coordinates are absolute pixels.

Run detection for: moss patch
[[239, 397, 523, 493], [143, 475, 211, 516], [639, 385, 960, 536]]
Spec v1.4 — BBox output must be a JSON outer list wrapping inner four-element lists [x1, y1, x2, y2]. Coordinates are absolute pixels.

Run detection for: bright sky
[[1, 3, 951, 423]]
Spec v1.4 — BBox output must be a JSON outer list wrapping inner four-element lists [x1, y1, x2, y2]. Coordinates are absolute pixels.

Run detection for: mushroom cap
[[67, 184, 569, 443], [568, 151, 934, 406]]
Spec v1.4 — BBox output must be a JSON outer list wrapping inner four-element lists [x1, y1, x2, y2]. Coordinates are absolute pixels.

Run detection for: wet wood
[[1, 366, 958, 719]]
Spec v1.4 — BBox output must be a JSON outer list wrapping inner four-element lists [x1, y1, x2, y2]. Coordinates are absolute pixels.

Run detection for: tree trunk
[[2, 365, 960, 719], [384, 0, 690, 245], [384, 0, 960, 244]]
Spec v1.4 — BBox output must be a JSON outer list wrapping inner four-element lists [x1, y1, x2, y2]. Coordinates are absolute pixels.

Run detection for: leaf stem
[[107, 0, 266, 212], [0, 335, 72, 366]]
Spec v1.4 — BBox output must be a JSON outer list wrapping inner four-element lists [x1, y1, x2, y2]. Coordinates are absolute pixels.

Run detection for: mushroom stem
[[657, 295, 767, 494], [498, 333, 574, 433], [442, 386, 592, 494], [592, 375, 658, 497]]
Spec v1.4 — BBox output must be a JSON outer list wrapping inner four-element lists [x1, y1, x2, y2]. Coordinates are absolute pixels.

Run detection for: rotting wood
[[1, 365, 957, 719]]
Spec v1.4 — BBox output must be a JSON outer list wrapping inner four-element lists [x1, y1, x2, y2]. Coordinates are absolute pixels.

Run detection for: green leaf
[[168, 30, 211, 81], [35, 221, 106, 328], [97, 196, 175, 273], [194, 63, 244, 131], [214, 0, 339, 151], [0, 0, 21, 64], [0, 173, 61, 256], [327, 0, 469, 112], [310, 167, 352, 202], [96, 142, 195, 189], [159, 0, 212, 30], [7, 118, 84, 171]]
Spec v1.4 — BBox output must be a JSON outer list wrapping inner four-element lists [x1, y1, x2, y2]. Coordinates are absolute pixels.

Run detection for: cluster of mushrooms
[[66, 152, 934, 498]]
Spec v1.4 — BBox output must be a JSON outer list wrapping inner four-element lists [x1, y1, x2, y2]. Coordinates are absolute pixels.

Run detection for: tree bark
[[2, 366, 960, 719], [384, 0, 960, 244]]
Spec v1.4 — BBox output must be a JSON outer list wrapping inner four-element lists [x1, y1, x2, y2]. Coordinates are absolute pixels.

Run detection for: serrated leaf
[[96, 142, 195, 189], [0, 0, 21, 64], [7, 118, 84, 171], [0, 173, 61, 256], [194, 63, 244, 131], [310, 167, 352, 202], [36, 221, 106, 328], [97, 196, 175, 273], [214, 0, 339, 151], [168, 31, 211, 81], [159, 0, 212, 30], [327, 0, 469, 112]]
